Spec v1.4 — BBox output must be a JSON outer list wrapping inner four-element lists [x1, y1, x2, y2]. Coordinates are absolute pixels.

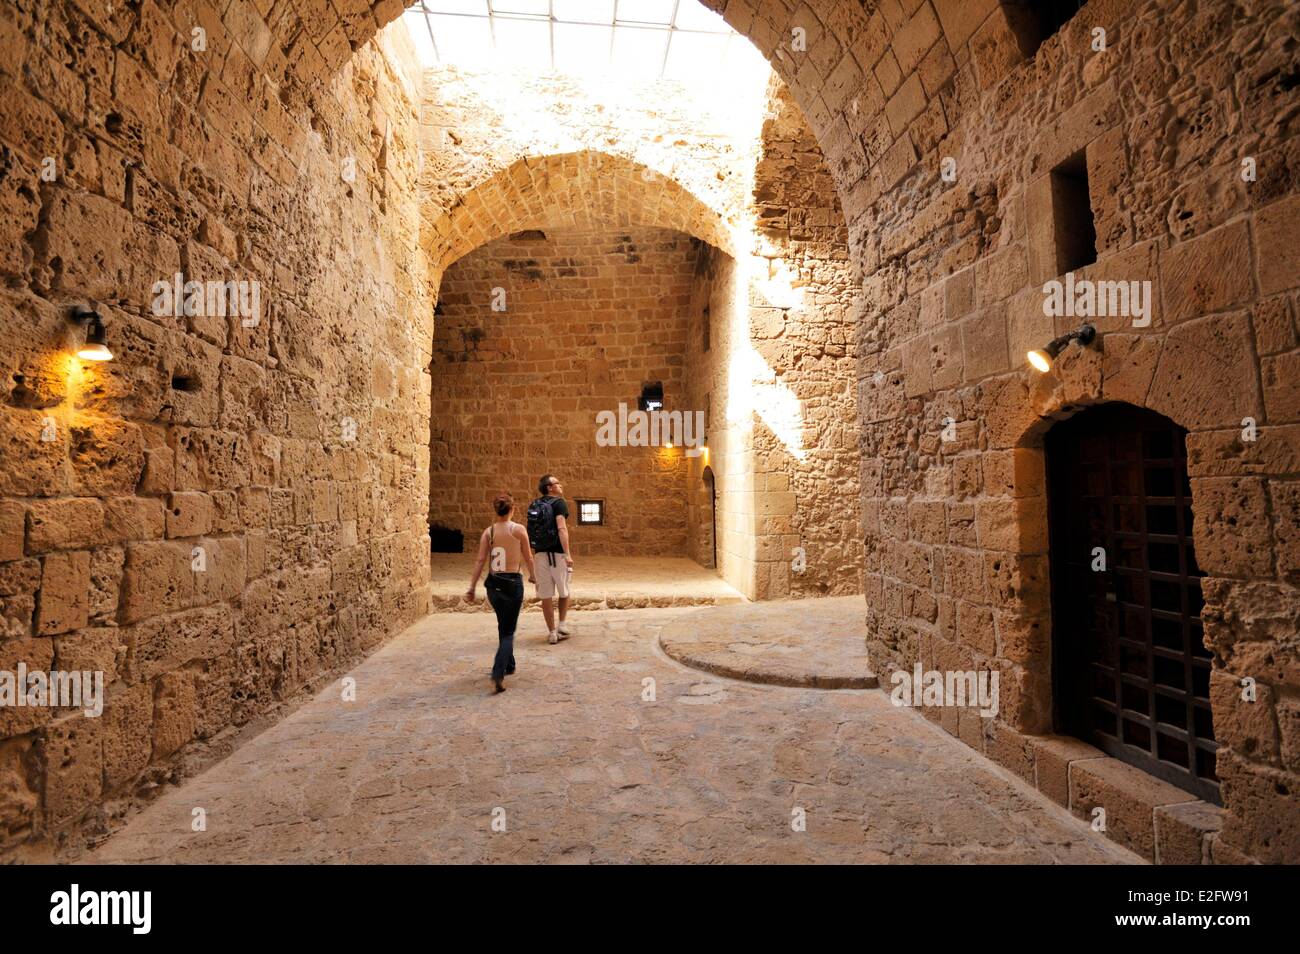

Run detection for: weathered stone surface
[[1070, 757, 1198, 862], [1191, 477, 1273, 578], [39, 716, 103, 827], [0, 737, 40, 846], [1147, 312, 1262, 429], [88, 607, 1137, 864], [1154, 800, 1223, 865], [1160, 220, 1252, 324], [1254, 194, 1300, 296], [0, 0, 1294, 866], [0, 500, 23, 561], [151, 670, 198, 760], [1216, 751, 1300, 863], [1030, 735, 1104, 808], [102, 684, 153, 790], [659, 597, 876, 688], [26, 498, 105, 553], [36, 551, 91, 636]]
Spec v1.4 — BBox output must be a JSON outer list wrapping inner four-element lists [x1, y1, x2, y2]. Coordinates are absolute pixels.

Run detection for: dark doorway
[[429, 523, 464, 553], [702, 466, 717, 569], [1046, 403, 1219, 804]]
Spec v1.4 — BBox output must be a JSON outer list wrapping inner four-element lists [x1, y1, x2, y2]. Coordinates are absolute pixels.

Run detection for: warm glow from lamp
[[1026, 349, 1052, 373], [72, 307, 113, 362], [1026, 324, 1096, 373], [77, 341, 113, 362]]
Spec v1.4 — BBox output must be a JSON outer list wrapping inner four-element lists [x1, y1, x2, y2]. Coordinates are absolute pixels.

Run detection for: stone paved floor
[[90, 606, 1141, 864], [430, 553, 745, 611], [661, 597, 877, 688]]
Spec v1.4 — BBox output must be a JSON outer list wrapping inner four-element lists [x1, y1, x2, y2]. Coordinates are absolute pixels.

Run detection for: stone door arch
[[1046, 402, 1219, 804]]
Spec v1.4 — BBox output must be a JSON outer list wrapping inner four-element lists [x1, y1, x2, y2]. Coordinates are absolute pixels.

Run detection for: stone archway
[[424, 151, 739, 278], [2, 0, 1295, 865], [1043, 401, 1218, 804]]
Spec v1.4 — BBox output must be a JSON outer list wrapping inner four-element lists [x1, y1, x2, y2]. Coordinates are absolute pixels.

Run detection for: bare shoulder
[[510, 522, 529, 541]]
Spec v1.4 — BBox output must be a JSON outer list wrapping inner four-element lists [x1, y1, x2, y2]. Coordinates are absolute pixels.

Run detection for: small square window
[[1050, 150, 1097, 273], [638, 381, 664, 412], [576, 499, 604, 525], [1001, 1, 1085, 60]]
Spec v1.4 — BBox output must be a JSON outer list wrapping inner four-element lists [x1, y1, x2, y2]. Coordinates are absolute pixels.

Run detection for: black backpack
[[526, 497, 561, 552]]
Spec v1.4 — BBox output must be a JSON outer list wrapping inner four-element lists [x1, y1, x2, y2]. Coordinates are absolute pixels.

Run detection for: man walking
[[527, 474, 573, 644]]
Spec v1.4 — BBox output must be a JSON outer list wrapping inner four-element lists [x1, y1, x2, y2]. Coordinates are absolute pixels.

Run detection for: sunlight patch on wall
[[724, 253, 807, 461]]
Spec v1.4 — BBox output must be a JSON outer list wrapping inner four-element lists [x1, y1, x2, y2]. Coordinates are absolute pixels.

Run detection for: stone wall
[[429, 226, 698, 556], [683, 81, 862, 601], [4, 0, 1294, 865], [684, 248, 759, 593], [693, 0, 1299, 863], [0, 0, 431, 858], [749, 82, 861, 599]]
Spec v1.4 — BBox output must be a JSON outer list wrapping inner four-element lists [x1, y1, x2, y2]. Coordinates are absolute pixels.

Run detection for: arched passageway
[[0, 0, 1295, 867], [424, 151, 740, 276]]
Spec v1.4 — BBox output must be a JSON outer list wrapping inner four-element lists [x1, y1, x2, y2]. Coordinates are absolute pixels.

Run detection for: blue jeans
[[485, 573, 523, 681]]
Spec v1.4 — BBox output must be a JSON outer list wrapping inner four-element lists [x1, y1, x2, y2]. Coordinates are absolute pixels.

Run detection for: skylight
[[400, 0, 768, 86]]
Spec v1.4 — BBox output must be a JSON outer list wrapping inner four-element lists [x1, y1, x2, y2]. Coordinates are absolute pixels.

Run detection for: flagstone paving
[[89, 605, 1141, 864], [660, 597, 877, 689], [429, 554, 746, 612]]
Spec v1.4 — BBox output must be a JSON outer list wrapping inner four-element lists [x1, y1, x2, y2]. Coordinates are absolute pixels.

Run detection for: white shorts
[[534, 553, 571, 599]]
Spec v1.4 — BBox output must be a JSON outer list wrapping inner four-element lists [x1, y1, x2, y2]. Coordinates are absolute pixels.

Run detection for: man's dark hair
[[538, 474, 556, 496]]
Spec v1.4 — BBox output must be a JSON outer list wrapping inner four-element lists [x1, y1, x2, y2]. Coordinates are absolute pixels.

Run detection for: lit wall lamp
[[1026, 323, 1095, 373], [638, 381, 664, 412], [71, 305, 113, 362]]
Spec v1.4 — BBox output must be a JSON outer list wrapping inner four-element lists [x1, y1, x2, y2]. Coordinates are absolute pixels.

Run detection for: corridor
[[90, 604, 1136, 864]]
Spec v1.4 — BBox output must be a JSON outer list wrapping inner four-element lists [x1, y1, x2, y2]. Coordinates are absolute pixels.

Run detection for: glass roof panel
[[423, 0, 488, 13], [610, 22, 669, 79], [671, 1, 729, 32], [554, 0, 615, 24], [616, 0, 675, 25], [406, 0, 763, 87], [491, 15, 552, 71], [553, 22, 614, 75], [427, 12, 496, 69], [491, 0, 549, 15], [663, 29, 727, 83]]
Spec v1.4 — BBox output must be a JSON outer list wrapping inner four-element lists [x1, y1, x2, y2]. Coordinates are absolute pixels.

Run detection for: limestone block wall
[[685, 249, 761, 596], [679, 0, 1299, 863], [683, 81, 862, 601], [830, 0, 1299, 865], [749, 83, 861, 599], [429, 226, 697, 556], [0, 1, 431, 857]]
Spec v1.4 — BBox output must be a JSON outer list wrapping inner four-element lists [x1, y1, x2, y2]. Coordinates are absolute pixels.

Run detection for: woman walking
[[466, 492, 536, 693]]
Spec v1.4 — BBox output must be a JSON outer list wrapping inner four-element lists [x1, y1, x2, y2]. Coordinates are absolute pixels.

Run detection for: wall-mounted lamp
[[71, 305, 113, 362], [1026, 323, 1095, 373]]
